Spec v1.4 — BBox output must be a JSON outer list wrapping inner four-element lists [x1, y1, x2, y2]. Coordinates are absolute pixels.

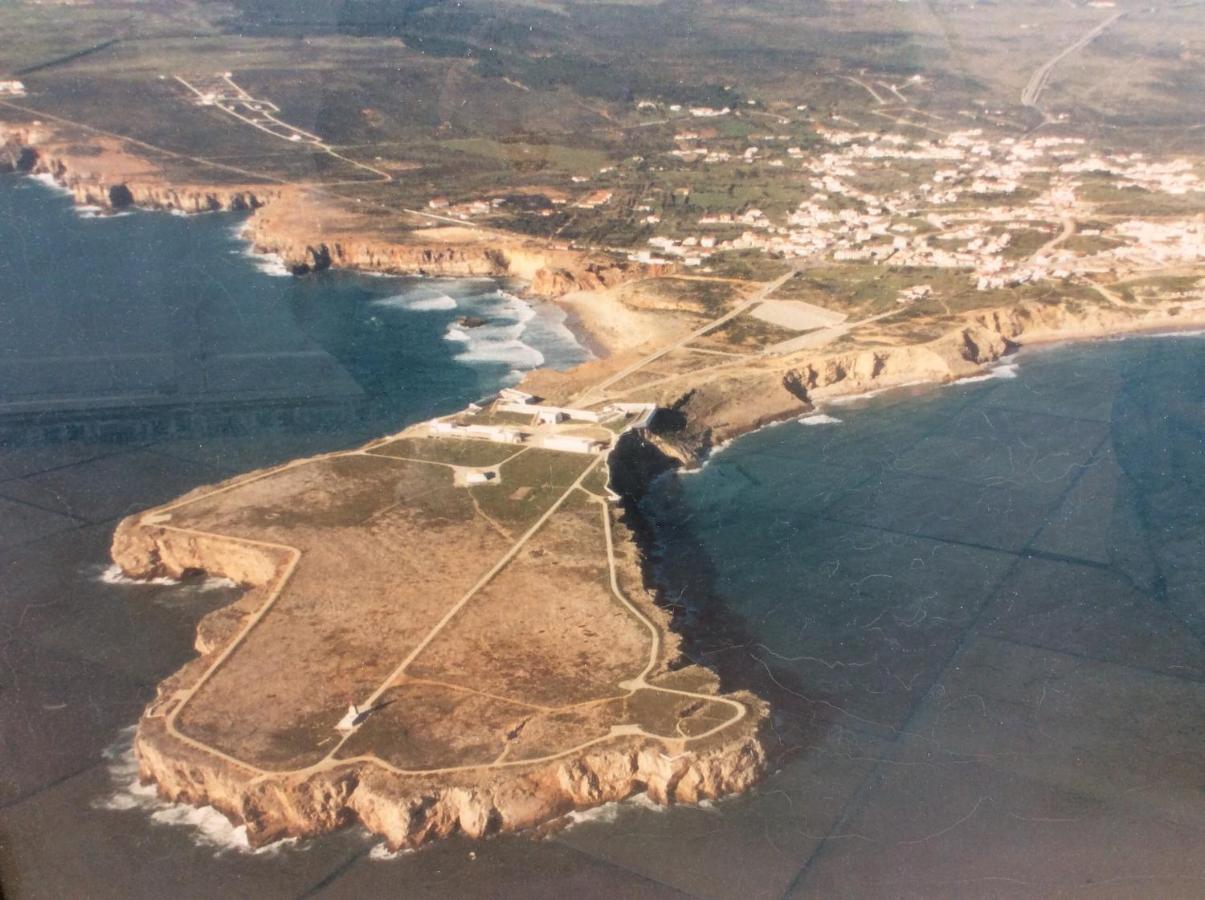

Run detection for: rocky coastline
[[110, 429, 769, 851], [10, 113, 1205, 852], [0, 122, 655, 299]]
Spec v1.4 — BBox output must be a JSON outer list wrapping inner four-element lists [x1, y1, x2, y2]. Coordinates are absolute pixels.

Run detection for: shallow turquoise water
[[1, 173, 1202, 898]]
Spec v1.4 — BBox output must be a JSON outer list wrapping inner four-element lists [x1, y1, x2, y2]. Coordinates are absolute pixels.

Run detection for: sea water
[[0, 173, 587, 456], [2, 171, 1202, 896]]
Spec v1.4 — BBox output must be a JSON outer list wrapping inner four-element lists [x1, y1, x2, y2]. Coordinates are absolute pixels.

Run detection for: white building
[[335, 705, 361, 732], [462, 424, 528, 444], [430, 421, 528, 444], [606, 403, 657, 429], [497, 402, 601, 423], [542, 435, 605, 455], [0, 80, 26, 96]]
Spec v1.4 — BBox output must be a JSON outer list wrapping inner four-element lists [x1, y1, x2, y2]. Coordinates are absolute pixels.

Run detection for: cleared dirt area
[[750, 299, 848, 331]]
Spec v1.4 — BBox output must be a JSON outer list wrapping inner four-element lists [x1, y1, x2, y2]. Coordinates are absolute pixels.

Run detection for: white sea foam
[[563, 792, 670, 832], [247, 250, 292, 278], [956, 361, 1019, 384], [372, 292, 458, 312], [28, 171, 72, 196], [518, 295, 596, 367], [227, 221, 293, 277], [825, 379, 929, 406], [368, 841, 416, 861], [443, 289, 547, 370], [98, 563, 178, 587], [97, 563, 237, 591], [798, 413, 843, 426], [1114, 328, 1205, 340], [96, 728, 299, 856]]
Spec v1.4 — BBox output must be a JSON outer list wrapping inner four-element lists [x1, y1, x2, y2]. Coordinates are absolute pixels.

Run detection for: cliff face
[[1, 127, 278, 214], [1, 121, 655, 296], [653, 298, 1205, 460], [132, 714, 765, 850], [243, 214, 657, 296], [244, 228, 512, 279], [530, 260, 672, 297]]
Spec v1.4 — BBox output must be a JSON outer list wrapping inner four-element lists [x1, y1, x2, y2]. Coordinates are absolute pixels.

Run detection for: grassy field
[[369, 436, 523, 467]]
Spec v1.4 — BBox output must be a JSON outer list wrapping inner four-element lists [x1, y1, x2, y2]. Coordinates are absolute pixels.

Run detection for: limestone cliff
[[1, 125, 277, 213], [1, 120, 656, 296], [648, 297, 1205, 460], [109, 437, 769, 851]]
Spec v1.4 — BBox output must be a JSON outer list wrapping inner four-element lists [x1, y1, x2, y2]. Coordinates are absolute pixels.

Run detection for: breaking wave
[[95, 728, 299, 856], [798, 413, 843, 426], [956, 361, 1020, 384], [28, 172, 73, 197], [96, 563, 237, 592], [372, 292, 458, 312], [229, 222, 292, 277], [442, 290, 549, 373]]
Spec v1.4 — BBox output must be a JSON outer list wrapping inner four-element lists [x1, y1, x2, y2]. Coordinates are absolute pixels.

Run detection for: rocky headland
[[8, 111, 1204, 852], [0, 121, 655, 298]]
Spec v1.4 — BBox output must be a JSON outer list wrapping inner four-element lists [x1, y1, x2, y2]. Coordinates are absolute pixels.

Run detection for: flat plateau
[[112, 410, 767, 849]]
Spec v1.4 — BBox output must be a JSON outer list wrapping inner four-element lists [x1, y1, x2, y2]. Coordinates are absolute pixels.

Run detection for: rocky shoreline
[[0, 122, 655, 299], [110, 428, 769, 851], [9, 114, 1205, 852]]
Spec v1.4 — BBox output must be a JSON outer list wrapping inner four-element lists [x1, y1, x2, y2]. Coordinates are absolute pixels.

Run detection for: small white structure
[[0, 80, 27, 96], [463, 424, 528, 444], [464, 470, 496, 485], [336, 704, 361, 732], [607, 403, 657, 429], [500, 403, 603, 424]]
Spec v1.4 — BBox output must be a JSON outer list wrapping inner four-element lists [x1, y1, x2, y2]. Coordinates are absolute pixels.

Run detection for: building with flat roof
[[542, 435, 606, 455]]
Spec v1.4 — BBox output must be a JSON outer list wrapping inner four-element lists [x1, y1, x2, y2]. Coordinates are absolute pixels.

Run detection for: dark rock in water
[[292, 243, 333, 276], [108, 184, 135, 208], [16, 146, 39, 172], [108, 184, 135, 209], [458, 315, 489, 328]]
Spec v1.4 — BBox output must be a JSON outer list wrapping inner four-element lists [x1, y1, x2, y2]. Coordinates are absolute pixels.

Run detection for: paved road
[[1021, 11, 1125, 119]]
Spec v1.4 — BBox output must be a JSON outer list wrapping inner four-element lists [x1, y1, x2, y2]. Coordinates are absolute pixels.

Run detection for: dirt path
[[575, 267, 798, 403]]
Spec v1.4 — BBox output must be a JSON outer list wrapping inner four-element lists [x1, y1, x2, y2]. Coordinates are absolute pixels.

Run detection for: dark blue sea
[[1, 173, 1202, 898]]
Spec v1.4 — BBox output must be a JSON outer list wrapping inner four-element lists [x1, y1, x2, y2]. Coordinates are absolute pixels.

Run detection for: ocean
[[1, 172, 1202, 898]]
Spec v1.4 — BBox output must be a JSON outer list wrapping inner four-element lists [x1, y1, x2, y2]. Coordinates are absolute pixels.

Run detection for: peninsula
[[2, 0, 1202, 852]]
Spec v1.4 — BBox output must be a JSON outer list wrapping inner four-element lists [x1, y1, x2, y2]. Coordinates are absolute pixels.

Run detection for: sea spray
[[97, 563, 237, 592], [798, 413, 843, 426], [230, 220, 292, 277], [96, 728, 300, 857], [372, 292, 459, 311], [954, 360, 1020, 384]]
